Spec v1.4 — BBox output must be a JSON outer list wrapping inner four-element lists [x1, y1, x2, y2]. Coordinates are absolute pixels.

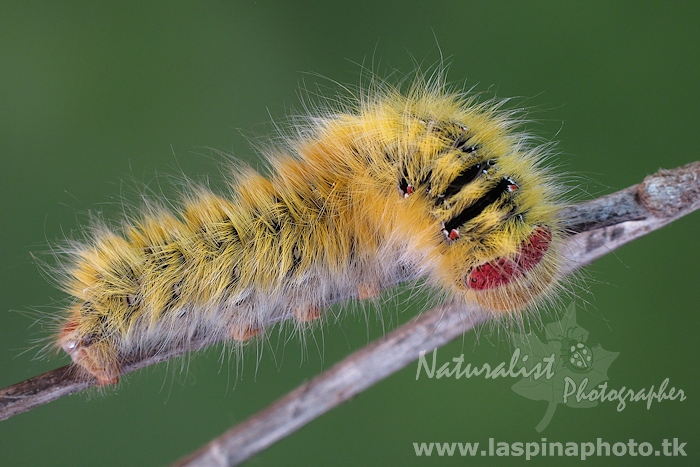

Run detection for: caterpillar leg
[[294, 305, 321, 322], [357, 283, 381, 300], [59, 320, 120, 386], [230, 324, 261, 341]]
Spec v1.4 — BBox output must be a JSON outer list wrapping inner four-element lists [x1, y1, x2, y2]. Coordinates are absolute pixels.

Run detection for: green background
[[1, 2, 698, 466]]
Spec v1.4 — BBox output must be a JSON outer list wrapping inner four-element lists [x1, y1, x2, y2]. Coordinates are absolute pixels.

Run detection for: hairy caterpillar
[[53, 72, 563, 386]]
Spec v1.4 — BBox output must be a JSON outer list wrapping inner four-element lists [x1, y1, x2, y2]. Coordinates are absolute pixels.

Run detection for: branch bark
[[172, 161, 700, 466], [1, 163, 698, 460]]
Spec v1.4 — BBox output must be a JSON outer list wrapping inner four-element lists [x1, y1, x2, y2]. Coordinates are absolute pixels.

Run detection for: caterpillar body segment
[[56, 77, 562, 385]]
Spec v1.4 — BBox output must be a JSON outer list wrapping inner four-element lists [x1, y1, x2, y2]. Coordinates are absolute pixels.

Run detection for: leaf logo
[[510, 303, 619, 432]]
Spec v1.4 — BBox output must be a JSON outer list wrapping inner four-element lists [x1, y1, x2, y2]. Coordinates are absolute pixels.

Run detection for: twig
[[1, 162, 698, 436], [172, 161, 700, 466], [174, 300, 489, 467]]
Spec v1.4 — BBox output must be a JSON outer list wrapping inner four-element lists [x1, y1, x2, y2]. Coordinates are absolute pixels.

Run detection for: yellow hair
[[55, 71, 563, 385]]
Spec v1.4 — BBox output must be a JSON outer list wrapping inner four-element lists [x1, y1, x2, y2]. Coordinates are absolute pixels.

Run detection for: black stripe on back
[[444, 178, 511, 232], [442, 163, 483, 198]]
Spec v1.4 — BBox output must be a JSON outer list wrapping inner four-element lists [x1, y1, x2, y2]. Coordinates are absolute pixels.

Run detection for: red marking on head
[[517, 226, 552, 270], [467, 226, 552, 290], [60, 319, 79, 337], [406, 185, 414, 195], [448, 229, 460, 240]]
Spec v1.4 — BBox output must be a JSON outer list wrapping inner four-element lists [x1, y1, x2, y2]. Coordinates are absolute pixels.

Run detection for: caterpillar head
[[398, 116, 562, 313]]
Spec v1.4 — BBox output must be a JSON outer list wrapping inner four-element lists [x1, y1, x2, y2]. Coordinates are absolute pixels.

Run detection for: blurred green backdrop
[[1, 2, 698, 466]]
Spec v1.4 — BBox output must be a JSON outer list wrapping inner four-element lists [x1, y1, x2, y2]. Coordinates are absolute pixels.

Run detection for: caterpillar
[[53, 71, 563, 386]]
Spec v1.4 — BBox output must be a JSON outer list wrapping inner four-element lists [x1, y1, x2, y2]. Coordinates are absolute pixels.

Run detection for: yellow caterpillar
[[54, 71, 563, 385]]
